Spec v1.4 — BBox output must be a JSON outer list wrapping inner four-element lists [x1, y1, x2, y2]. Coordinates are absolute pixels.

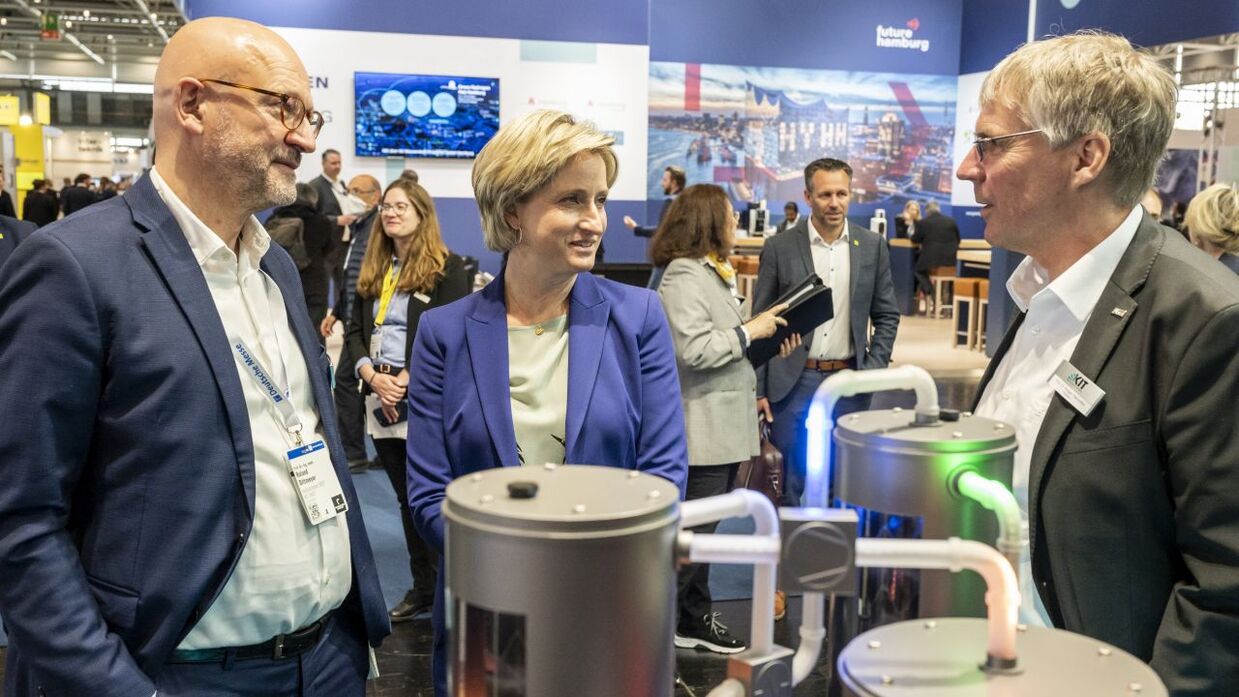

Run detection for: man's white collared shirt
[[149, 167, 352, 650], [974, 204, 1142, 627], [806, 217, 853, 360]]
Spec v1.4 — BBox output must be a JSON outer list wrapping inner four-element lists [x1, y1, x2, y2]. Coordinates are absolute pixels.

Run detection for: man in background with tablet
[[752, 157, 899, 507]]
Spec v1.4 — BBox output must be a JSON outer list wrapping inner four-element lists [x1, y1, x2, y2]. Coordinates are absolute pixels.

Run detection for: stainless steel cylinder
[[833, 409, 1016, 619], [838, 618, 1166, 696], [443, 465, 681, 697]]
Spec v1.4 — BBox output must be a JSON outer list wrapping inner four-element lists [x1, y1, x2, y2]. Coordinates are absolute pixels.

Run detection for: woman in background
[[653, 183, 799, 653], [895, 199, 920, 239], [347, 177, 471, 625], [1183, 183, 1239, 275]]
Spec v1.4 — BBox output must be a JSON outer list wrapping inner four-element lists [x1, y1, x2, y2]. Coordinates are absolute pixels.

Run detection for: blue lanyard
[[232, 338, 304, 445]]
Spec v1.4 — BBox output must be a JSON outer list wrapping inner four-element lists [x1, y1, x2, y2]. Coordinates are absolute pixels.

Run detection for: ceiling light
[[107, 34, 113, 41], [83, 9, 90, 17], [18, 114, 32, 126], [1, 18, 7, 26]]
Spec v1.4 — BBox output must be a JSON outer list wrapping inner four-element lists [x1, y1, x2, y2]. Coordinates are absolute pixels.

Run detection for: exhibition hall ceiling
[[0, 0, 185, 72]]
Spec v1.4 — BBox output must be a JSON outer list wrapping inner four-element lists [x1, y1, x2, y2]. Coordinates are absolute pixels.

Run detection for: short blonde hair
[[472, 109, 618, 252], [1184, 184, 1239, 255], [980, 31, 1177, 209]]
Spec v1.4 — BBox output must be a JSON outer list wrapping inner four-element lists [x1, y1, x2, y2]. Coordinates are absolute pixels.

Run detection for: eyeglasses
[[971, 128, 1043, 162], [380, 202, 412, 215], [199, 78, 325, 137]]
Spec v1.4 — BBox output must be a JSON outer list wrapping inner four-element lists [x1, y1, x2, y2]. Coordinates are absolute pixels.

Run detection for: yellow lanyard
[[704, 253, 735, 283], [374, 263, 400, 327]]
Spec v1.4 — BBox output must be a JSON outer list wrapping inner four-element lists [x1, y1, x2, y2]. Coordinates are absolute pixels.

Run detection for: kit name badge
[[1048, 360, 1105, 417], [287, 440, 350, 526]]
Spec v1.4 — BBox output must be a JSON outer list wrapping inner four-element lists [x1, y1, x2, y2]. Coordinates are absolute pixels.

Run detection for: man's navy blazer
[[0, 175, 390, 697], [0, 214, 35, 270]]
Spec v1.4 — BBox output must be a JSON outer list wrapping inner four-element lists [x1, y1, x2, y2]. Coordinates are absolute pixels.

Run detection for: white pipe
[[855, 537, 1020, 665], [678, 489, 779, 656], [688, 534, 780, 565], [954, 470, 1025, 582], [791, 591, 827, 684], [705, 678, 747, 697], [803, 365, 939, 508]]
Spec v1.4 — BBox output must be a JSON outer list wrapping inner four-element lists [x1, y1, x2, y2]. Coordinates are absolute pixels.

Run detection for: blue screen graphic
[[354, 72, 500, 159]]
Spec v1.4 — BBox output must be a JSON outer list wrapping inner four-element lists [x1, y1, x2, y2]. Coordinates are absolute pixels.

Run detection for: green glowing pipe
[[954, 470, 1024, 579]]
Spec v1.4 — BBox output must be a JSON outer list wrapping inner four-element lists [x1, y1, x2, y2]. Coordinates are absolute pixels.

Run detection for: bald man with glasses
[[0, 18, 389, 697]]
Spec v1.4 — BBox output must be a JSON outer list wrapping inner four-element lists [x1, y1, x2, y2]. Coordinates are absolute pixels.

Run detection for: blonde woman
[[895, 199, 920, 238], [1184, 183, 1239, 274], [346, 177, 470, 624], [406, 109, 688, 696]]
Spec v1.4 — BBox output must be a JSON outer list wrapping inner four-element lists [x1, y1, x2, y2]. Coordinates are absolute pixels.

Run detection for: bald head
[[153, 17, 318, 224], [154, 18, 305, 144], [347, 174, 382, 209]]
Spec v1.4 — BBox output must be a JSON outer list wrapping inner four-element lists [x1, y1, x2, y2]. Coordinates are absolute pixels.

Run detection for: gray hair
[[924, 201, 941, 215], [980, 31, 1177, 209]]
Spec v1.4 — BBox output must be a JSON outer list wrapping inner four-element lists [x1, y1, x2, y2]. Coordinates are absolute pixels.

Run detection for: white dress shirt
[[973, 204, 1142, 627], [149, 168, 352, 650], [806, 217, 853, 360]]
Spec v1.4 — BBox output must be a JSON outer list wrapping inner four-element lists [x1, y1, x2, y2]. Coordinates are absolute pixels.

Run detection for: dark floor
[[0, 379, 978, 695]]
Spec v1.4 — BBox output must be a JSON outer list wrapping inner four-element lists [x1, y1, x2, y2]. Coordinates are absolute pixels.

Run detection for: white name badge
[[413, 291, 431, 304], [286, 440, 349, 526], [1048, 360, 1106, 417]]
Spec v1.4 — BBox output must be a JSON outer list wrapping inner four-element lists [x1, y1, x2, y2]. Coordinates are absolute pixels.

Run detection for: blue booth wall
[[184, 0, 1239, 270], [647, 0, 966, 236]]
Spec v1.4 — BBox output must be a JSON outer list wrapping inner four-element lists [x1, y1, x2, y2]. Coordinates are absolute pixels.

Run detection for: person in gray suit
[[752, 158, 899, 506], [653, 184, 797, 654], [958, 32, 1239, 694]]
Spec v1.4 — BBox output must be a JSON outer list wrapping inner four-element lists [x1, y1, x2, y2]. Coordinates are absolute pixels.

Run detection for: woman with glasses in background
[[347, 177, 471, 625]]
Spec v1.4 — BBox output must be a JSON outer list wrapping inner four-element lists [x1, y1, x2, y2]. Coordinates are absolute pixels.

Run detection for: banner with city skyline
[[647, 62, 958, 219]]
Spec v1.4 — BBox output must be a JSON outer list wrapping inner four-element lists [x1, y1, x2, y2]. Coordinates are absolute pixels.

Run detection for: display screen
[[354, 72, 500, 159]]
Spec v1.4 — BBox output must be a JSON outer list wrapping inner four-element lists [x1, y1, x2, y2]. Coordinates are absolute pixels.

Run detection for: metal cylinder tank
[[833, 408, 1016, 623], [837, 618, 1167, 697], [443, 464, 681, 697]]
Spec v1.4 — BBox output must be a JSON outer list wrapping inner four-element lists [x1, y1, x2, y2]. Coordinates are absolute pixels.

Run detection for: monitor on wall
[[354, 72, 500, 159]]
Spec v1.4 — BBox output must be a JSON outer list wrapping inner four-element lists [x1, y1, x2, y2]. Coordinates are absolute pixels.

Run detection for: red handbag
[[736, 419, 783, 506]]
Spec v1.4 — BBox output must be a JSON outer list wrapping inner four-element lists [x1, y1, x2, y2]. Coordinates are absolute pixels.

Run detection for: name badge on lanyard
[[232, 339, 349, 526]]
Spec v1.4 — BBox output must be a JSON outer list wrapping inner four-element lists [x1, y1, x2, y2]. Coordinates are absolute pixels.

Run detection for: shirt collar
[[149, 166, 270, 271], [808, 216, 849, 246], [1006, 205, 1143, 319]]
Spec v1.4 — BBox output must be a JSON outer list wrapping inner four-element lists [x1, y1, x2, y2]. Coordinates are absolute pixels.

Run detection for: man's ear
[[1069, 131, 1111, 190], [176, 78, 208, 136]]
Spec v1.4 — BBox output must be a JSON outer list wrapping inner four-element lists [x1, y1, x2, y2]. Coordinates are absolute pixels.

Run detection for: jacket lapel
[[972, 312, 1025, 408], [466, 270, 519, 467], [1023, 217, 1161, 553], [565, 273, 610, 455], [128, 175, 257, 518], [792, 220, 814, 280]]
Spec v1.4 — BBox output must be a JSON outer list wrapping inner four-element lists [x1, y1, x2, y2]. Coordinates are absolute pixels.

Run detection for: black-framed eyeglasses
[[972, 128, 1043, 162], [199, 78, 325, 137]]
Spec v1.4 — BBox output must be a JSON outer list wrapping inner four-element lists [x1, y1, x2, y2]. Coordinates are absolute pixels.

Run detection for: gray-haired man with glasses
[[0, 17, 390, 697], [959, 31, 1239, 695]]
